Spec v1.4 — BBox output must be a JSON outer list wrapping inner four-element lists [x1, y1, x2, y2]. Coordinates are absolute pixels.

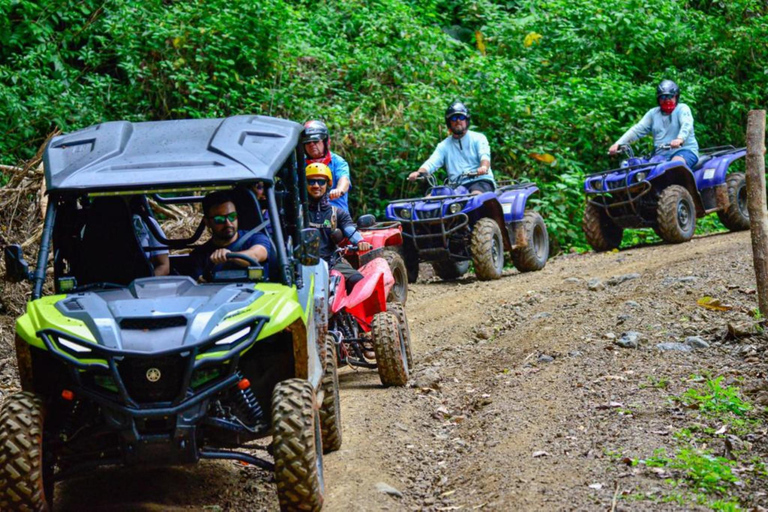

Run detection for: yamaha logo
[[146, 368, 162, 382]]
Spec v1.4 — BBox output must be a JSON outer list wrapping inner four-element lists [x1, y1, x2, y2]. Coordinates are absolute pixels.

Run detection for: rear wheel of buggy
[[271, 379, 324, 512], [431, 259, 470, 281], [583, 202, 623, 251], [382, 249, 408, 304], [319, 336, 342, 453], [371, 311, 409, 386], [717, 172, 750, 231], [385, 302, 413, 369], [471, 217, 504, 280], [656, 185, 696, 243], [510, 210, 549, 272], [0, 391, 53, 512]]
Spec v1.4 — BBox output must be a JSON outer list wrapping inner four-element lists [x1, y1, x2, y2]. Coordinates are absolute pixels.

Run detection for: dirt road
[[2, 230, 765, 510]]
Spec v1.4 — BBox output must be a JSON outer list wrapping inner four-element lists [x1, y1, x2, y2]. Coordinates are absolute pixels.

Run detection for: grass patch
[[678, 376, 752, 418]]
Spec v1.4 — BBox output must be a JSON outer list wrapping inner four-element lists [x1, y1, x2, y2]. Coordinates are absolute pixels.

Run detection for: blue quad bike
[[583, 144, 749, 251], [385, 173, 549, 282]]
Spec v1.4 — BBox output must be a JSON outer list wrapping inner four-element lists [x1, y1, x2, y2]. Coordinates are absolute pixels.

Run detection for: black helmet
[[301, 120, 330, 145], [656, 79, 680, 99], [445, 101, 470, 127]]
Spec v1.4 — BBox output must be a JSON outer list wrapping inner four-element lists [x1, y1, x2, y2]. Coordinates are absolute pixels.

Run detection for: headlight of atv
[[590, 178, 604, 191], [634, 171, 647, 183], [448, 202, 463, 214], [398, 208, 412, 219], [53, 334, 93, 354]]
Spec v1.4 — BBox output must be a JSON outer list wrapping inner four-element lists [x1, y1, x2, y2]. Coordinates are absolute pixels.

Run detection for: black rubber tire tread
[[583, 202, 623, 252], [656, 185, 696, 244], [371, 311, 409, 387], [382, 249, 408, 305], [510, 210, 550, 272], [431, 259, 469, 281], [470, 217, 504, 281], [271, 379, 324, 512], [400, 243, 419, 284], [385, 302, 413, 369], [717, 173, 750, 231], [0, 392, 50, 512], [318, 336, 342, 454]]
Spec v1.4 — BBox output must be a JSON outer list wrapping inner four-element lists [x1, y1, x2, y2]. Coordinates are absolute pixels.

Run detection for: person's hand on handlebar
[[357, 241, 372, 251], [609, 143, 620, 155], [408, 170, 425, 181], [670, 138, 684, 149], [476, 165, 489, 175]]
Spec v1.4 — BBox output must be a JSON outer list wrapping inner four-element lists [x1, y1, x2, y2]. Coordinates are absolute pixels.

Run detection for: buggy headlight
[[399, 208, 412, 219], [448, 202, 463, 214], [634, 171, 647, 183], [214, 326, 251, 346], [58, 337, 92, 353]]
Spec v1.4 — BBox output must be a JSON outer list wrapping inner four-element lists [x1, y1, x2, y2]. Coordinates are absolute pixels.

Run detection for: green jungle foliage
[[1, 0, 766, 248]]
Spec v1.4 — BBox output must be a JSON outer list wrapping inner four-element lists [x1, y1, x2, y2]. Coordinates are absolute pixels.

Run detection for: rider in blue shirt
[[609, 80, 699, 169], [302, 120, 352, 212], [408, 101, 496, 195]]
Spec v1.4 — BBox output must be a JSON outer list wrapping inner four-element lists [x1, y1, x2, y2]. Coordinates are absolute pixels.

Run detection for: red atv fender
[[359, 222, 403, 249], [330, 258, 394, 331]]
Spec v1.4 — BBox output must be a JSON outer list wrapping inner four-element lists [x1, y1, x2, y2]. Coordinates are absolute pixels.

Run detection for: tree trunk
[[746, 110, 768, 317]]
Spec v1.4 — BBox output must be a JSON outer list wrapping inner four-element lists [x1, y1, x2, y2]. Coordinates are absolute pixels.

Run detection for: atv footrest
[[200, 449, 274, 471]]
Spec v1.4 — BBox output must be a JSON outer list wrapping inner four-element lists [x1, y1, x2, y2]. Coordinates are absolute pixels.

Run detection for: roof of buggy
[[43, 115, 303, 192]]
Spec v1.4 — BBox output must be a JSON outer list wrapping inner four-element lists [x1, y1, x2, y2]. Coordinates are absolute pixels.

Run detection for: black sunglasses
[[208, 212, 238, 225], [307, 178, 328, 186], [449, 114, 467, 122]]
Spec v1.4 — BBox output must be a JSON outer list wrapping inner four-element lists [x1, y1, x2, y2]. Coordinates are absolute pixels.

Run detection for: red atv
[[328, 243, 413, 387], [350, 214, 408, 304]]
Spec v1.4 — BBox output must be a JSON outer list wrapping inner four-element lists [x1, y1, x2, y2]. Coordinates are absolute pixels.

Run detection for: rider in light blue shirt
[[610, 80, 699, 169], [409, 102, 496, 194]]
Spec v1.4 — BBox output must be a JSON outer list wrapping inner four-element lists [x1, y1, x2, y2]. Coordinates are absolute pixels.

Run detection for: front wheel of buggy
[[0, 392, 53, 512], [511, 211, 549, 272], [717, 172, 750, 231], [272, 379, 324, 512], [431, 259, 470, 281], [656, 185, 696, 244], [385, 302, 413, 369], [583, 202, 623, 251], [319, 336, 342, 453], [471, 217, 504, 280], [382, 249, 408, 304], [372, 311, 409, 386]]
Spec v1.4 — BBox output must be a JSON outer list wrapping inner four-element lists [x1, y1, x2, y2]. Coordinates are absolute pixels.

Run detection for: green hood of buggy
[[16, 277, 311, 363]]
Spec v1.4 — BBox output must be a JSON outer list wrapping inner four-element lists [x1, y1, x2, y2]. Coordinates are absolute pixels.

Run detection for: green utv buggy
[[1, 116, 339, 511]]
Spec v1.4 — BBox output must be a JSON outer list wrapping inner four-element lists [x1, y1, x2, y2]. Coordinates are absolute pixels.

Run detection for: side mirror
[[300, 228, 321, 266], [357, 214, 376, 229], [4, 244, 31, 283]]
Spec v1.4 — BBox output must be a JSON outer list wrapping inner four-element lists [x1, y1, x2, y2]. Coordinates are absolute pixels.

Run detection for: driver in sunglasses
[[609, 79, 699, 169], [408, 101, 496, 195], [188, 191, 274, 281]]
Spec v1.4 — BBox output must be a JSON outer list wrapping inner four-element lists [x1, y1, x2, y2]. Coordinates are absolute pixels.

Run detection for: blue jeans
[[670, 149, 698, 169]]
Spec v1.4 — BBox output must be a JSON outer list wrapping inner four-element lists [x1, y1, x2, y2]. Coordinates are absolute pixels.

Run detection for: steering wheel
[[225, 252, 262, 267]]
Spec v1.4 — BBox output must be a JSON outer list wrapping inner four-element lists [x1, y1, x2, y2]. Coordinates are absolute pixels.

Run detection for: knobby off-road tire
[[717, 172, 750, 232], [431, 259, 470, 281], [271, 379, 324, 512], [0, 392, 52, 512], [319, 336, 342, 454], [382, 249, 408, 304], [471, 217, 504, 281], [583, 202, 623, 252], [401, 242, 420, 284], [656, 185, 696, 244], [385, 302, 413, 370], [510, 210, 549, 272], [371, 311, 409, 387]]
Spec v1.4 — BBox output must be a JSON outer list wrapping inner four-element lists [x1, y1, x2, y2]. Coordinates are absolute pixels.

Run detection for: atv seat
[[692, 154, 712, 171], [75, 197, 154, 286]]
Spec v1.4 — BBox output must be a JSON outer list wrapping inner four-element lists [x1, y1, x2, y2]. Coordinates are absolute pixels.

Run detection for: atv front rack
[[389, 197, 470, 253]]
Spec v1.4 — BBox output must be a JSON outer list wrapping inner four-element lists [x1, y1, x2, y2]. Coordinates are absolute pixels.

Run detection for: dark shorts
[[670, 149, 698, 169], [465, 180, 495, 194]]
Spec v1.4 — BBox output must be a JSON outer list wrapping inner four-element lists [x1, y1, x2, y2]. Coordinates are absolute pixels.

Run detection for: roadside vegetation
[[1, 0, 766, 249]]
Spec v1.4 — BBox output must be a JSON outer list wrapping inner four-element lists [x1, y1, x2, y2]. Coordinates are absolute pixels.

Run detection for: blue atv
[[385, 173, 549, 282], [583, 144, 749, 251]]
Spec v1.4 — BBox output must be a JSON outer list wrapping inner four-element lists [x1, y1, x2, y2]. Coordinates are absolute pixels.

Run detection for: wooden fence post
[[746, 110, 768, 317]]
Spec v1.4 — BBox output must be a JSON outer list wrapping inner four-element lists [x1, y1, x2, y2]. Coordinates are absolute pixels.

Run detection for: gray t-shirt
[[616, 103, 699, 158]]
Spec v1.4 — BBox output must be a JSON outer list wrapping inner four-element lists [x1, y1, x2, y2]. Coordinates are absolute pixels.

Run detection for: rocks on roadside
[[606, 273, 640, 286], [375, 482, 403, 498], [475, 327, 492, 341], [411, 367, 442, 390], [588, 279, 604, 291], [615, 331, 641, 349], [532, 312, 552, 320], [538, 354, 554, 363], [655, 342, 693, 352], [564, 277, 582, 284], [625, 300, 641, 308], [684, 336, 709, 349]]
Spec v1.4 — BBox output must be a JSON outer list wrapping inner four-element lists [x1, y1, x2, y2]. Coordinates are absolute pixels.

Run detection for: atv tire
[[471, 217, 504, 281], [319, 336, 342, 454], [656, 185, 696, 243], [272, 379, 324, 512], [431, 259, 470, 281], [583, 202, 623, 252], [401, 242, 420, 284], [371, 311, 409, 386], [385, 302, 413, 369], [717, 172, 750, 232], [0, 392, 53, 512], [510, 210, 549, 272], [382, 249, 408, 304]]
